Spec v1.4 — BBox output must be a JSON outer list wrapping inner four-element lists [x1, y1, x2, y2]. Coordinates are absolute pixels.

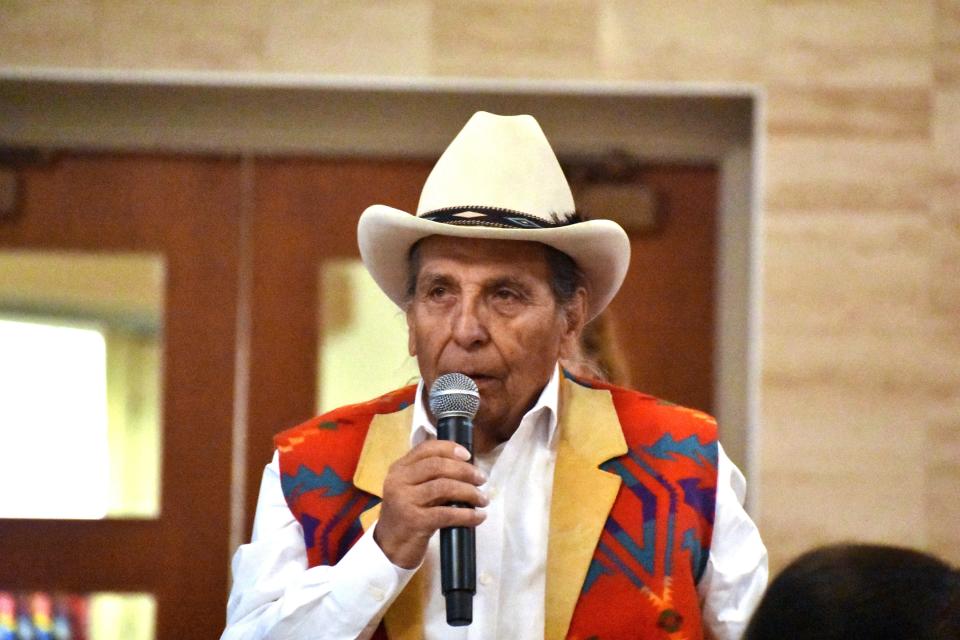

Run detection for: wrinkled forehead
[[410, 235, 553, 282]]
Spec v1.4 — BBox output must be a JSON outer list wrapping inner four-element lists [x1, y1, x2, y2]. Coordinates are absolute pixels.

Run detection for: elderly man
[[223, 112, 767, 640]]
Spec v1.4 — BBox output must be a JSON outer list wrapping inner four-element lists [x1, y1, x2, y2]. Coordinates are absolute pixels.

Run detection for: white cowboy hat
[[357, 111, 630, 321]]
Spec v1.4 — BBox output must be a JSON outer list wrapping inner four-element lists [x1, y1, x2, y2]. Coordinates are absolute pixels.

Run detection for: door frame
[[0, 66, 765, 530]]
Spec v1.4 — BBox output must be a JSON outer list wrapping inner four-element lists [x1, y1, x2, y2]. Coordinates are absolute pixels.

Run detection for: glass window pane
[[0, 251, 163, 519], [0, 318, 110, 518], [318, 259, 420, 411]]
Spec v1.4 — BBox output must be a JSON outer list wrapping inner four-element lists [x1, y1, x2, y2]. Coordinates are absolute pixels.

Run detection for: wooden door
[[0, 153, 241, 639], [606, 164, 717, 413]]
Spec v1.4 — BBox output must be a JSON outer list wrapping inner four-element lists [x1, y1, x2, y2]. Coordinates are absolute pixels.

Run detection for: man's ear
[[559, 287, 588, 359]]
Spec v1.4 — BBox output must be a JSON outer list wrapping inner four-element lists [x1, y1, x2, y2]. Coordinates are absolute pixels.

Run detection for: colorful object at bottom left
[[0, 591, 87, 640]]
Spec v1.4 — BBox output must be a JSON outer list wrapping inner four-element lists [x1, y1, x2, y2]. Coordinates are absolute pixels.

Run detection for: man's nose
[[451, 294, 489, 348]]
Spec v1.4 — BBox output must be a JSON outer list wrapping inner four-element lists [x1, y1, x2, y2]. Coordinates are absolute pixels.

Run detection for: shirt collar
[[410, 365, 561, 448]]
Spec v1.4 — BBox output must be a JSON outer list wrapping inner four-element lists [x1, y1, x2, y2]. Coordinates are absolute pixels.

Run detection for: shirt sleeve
[[697, 442, 769, 640], [221, 451, 418, 640]]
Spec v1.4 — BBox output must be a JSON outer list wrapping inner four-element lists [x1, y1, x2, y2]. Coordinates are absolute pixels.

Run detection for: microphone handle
[[437, 414, 476, 626]]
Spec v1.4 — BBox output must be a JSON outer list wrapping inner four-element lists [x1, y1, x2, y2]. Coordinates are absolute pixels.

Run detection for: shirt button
[[488, 486, 499, 500], [479, 572, 493, 586], [368, 586, 386, 602]]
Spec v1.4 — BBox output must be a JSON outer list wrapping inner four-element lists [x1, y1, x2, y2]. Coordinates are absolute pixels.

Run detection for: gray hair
[[404, 238, 586, 308]]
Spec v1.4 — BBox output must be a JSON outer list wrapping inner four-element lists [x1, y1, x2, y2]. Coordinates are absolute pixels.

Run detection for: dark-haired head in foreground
[[745, 543, 960, 640]]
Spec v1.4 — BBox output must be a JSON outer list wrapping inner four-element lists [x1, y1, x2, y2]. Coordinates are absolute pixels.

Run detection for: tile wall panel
[[925, 411, 960, 560], [0, 0, 99, 67], [765, 138, 931, 211], [761, 382, 928, 561], [762, 212, 934, 389], [930, 90, 960, 319], [596, 0, 765, 81], [936, 0, 960, 85], [96, 0, 269, 71], [928, 0, 960, 567], [765, 0, 934, 89], [933, 1, 960, 324], [430, 0, 598, 78], [766, 88, 930, 140], [262, 0, 432, 75], [760, 0, 957, 572]]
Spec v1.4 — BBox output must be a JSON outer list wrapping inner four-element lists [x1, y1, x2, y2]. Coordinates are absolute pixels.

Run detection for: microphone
[[428, 373, 481, 627]]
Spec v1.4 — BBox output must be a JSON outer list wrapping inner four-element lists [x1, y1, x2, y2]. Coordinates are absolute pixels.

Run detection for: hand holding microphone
[[372, 373, 485, 626]]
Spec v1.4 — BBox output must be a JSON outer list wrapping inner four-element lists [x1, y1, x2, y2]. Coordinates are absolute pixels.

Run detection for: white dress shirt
[[223, 369, 768, 640]]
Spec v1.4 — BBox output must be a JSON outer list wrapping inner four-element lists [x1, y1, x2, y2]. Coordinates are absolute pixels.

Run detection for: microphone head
[[428, 373, 480, 419]]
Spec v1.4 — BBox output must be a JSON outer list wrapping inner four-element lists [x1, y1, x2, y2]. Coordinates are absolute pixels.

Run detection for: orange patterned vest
[[276, 373, 718, 639]]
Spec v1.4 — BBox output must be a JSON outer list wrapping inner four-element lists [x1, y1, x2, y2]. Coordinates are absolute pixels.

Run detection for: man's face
[[406, 236, 584, 450]]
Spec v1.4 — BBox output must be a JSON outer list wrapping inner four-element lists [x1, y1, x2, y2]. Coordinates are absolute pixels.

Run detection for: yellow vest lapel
[[354, 406, 427, 640], [545, 378, 628, 640]]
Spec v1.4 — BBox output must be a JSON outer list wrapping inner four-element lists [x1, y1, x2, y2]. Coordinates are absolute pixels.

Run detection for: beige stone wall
[[3, 0, 958, 573]]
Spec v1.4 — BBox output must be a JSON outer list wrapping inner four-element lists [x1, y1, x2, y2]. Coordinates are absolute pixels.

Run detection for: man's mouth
[[464, 372, 497, 385]]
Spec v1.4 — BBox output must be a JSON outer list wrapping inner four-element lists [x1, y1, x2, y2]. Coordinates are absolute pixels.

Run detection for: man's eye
[[494, 288, 519, 301], [427, 286, 447, 299]]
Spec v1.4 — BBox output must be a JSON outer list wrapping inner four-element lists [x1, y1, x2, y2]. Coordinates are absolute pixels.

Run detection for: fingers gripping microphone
[[428, 373, 481, 627]]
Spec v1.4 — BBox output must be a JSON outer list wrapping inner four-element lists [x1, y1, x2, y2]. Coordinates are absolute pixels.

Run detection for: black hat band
[[420, 206, 578, 230]]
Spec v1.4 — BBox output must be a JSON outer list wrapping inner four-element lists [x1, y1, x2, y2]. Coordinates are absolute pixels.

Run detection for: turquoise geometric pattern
[[583, 556, 616, 593], [585, 448, 679, 595], [644, 432, 718, 468], [281, 464, 351, 502], [682, 528, 709, 583], [606, 519, 657, 576], [285, 462, 382, 564], [628, 449, 680, 576]]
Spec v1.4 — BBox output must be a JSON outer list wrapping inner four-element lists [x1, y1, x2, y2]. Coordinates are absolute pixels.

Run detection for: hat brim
[[358, 205, 630, 321]]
